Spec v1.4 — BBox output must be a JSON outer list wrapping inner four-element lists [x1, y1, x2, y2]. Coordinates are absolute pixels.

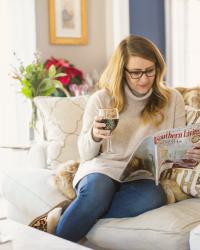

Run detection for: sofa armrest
[[0, 146, 30, 169], [0, 143, 49, 170]]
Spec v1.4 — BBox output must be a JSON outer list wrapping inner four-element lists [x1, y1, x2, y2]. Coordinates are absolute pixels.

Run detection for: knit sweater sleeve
[[173, 89, 186, 128], [78, 91, 104, 162]]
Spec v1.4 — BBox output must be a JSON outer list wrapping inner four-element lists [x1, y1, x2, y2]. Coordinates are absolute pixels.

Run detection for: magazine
[[119, 123, 200, 185]]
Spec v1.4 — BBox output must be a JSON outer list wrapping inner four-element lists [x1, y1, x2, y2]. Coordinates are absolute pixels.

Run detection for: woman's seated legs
[[55, 173, 117, 242], [103, 179, 167, 218]]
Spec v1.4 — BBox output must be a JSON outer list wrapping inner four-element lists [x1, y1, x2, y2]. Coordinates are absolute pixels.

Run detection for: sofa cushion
[[34, 96, 88, 168], [87, 198, 200, 250]]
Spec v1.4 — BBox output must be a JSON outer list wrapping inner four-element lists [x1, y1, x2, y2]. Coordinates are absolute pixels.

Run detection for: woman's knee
[[154, 184, 167, 206], [76, 173, 117, 195], [142, 180, 167, 209], [76, 173, 117, 212]]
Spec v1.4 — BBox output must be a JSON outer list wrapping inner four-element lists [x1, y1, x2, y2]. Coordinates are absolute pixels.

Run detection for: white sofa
[[1, 94, 200, 250]]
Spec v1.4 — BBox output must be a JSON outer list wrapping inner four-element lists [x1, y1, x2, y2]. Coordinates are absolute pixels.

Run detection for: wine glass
[[98, 108, 119, 153]]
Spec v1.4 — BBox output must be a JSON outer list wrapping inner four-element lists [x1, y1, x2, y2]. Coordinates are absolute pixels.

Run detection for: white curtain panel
[[105, 0, 130, 61], [165, 0, 200, 87], [0, 0, 36, 146]]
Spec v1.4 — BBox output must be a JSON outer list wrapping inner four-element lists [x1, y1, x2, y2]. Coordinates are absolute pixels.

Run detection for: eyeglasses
[[125, 67, 156, 79]]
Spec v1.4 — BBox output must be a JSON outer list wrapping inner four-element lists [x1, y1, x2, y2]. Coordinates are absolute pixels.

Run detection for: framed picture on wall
[[48, 0, 88, 45]]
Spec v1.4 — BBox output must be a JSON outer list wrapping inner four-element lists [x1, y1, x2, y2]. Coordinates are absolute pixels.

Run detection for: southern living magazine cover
[[119, 123, 200, 185]]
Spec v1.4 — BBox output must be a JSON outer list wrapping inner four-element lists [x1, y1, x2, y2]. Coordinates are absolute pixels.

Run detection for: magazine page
[[119, 136, 156, 182], [155, 123, 200, 181]]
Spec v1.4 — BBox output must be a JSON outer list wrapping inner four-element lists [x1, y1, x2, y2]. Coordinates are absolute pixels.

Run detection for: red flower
[[45, 57, 70, 70], [66, 67, 83, 80], [59, 75, 70, 85], [44, 57, 85, 96]]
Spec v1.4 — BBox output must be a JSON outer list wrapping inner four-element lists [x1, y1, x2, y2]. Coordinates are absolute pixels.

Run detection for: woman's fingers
[[186, 145, 200, 162], [194, 142, 200, 149], [92, 116, 111, 139], [93, 128, 111, 139], [93, 116, 105, 129]]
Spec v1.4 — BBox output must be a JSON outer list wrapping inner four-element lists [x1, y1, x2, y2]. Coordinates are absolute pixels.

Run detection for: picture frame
[[48, 0, 88, 45]]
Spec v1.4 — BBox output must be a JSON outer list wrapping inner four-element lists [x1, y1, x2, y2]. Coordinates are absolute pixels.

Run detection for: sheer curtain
[[0, 0, 36, 145], [105, 0, 130, 61], [165, 0, 200, 87]]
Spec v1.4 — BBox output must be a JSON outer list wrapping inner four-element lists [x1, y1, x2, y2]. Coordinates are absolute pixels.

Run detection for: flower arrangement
[[11, 52, 67, 128], [45, 57, 88, 96]]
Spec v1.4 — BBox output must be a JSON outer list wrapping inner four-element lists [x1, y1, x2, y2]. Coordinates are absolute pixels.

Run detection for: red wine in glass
[[98, 108, 119, 153], [100, 118, 119, 131]]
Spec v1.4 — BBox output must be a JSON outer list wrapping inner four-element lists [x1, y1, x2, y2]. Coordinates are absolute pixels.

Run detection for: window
[[165, 0, 200, 86], [0, 0, 36, 145]]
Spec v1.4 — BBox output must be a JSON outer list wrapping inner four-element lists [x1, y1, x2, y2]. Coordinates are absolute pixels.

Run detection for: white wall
[[35, 0, 130, 75], [35, 0, 107, 76]]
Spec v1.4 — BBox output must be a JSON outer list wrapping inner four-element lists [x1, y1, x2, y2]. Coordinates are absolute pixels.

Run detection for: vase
[[29, 126, 35, 141], [29, 100, 37, 142]]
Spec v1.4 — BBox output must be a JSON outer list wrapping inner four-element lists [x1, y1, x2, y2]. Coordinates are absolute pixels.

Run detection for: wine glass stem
[[107, 137, 113, 153]]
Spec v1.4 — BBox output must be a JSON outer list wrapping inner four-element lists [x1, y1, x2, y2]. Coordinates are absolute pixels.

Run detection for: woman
[[34, 35, 200, 242]]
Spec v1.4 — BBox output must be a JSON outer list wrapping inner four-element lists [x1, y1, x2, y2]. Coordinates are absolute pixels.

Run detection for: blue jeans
[[55, 173, 166, 242]]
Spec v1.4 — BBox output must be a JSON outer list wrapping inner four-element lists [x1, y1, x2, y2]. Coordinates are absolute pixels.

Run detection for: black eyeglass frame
[[125, 67, 157, 79]]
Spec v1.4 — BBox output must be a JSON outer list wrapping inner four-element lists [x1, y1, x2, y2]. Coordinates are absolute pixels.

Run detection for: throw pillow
[[176, 165, 200, 197], [161, 165, 200, 197], [176, 87, 200, 197], [162, 87, 200, 198], [185, 106, 200, 125], [34, 96, 89, 168]]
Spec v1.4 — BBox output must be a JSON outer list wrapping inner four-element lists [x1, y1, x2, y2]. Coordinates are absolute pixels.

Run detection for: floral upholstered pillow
[[34, 96, 88, 168], [162, 87, 200, 197], [176, 103, 200, 197], [185, 106, 200, 125], [176, 166, 200, 196], [161, 165, 200, 197]]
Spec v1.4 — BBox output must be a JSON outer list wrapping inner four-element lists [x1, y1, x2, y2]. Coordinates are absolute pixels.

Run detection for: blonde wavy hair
[[98, 35, 170, 127]]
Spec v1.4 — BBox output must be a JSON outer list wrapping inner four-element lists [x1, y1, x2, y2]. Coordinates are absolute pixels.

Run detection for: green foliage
[[12, 53, 66, 99], [11, 53, 68, 128]]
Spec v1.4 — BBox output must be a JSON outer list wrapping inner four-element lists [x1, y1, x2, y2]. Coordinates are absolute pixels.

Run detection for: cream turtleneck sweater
[[73, 84, 186, 187]]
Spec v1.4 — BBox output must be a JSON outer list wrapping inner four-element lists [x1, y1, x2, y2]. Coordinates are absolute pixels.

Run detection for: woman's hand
[[92, 116, 111, 142], [186, 142, 200, 162]]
